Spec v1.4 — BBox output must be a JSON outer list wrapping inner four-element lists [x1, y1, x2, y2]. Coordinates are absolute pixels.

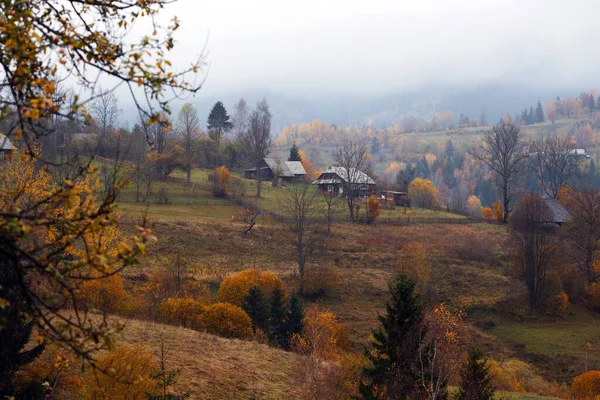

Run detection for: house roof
[[542, 198, 571, 224], [313, 167, 375, 185], [245, 158, 306, 178], [0, 135, 16, 151]]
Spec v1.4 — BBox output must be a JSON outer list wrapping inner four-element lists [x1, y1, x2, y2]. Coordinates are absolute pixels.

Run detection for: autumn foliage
[[408, 178, 438, 209], [213, 166, 231, 197], [202, 303, 254, 339], [368, 195, 381, 222], [85, 344, 157, 399], [160, 297, 207, 330], [572, 370, 600, 399], [301, 264, 341, 298], [481, 207, 493, 221], [216, 268, 285, 307], [492, 200, 504, 222], [397, 241, 431, 293]]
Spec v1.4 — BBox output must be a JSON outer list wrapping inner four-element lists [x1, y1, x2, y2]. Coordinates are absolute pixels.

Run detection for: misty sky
[[153, 0, 600, 97]]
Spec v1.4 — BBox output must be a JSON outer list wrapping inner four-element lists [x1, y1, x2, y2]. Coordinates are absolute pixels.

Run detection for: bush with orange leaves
[[85, 344, 157, 399], [492, 200, 504, 222], [79, 273, 133, 316], [481, 207, 493, 222], [292, 306, 351, 399], [160, 297, 208, 330], [573, 370, 600, 399], [586, 282, 600, 311], [213, 166, 231, 197], [202, 303, 253, 339], [368, 195, 381, 223], [12, 344, 84, 398], [216, 268, 285, 307]]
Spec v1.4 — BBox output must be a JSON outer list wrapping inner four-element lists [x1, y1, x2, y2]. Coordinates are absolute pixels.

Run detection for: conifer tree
[[590, 95, 596, 116], [147, 340, 191, 400], [268, 286, 287, 347], [455, 347, 495, 400], [0, 255, 45, 395], [528, 106, 535, 125], [359, 274, 426, 399], [242, 286, 270, 333], [207, 101, 233, 147], [446, 140, 455, 157], [288, 143, 301, 162], [282, 294, 304, 350], [535, 100, 545, 123]]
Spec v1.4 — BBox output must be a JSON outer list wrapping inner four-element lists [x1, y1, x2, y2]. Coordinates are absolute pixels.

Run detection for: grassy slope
[[116, 318, 301, 399]]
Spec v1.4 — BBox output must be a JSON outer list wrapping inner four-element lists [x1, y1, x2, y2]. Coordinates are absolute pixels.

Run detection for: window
[[327, 185, 333, 192], [360, 184, 368, 191]]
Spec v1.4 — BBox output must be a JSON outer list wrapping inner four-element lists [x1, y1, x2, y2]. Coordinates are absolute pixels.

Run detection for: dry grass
[[116, 317, 302, 399]]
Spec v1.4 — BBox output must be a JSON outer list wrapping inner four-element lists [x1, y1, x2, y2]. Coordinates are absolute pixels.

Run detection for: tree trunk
[[256, 164, 261, 197], [502, 183, 510, 223]]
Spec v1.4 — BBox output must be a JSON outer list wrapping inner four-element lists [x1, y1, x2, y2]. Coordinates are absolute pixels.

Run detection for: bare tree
[[470, 123, 529, 223], [510, 194, 558, 311], [531, 135, 579, 199], [90, 88, 121, 156], [231, 98, 250, 140], [332, 140, 369, 222], [176, 103, 201, 183], [321, 192, 340, 235], [563, 188, 600, 284], [279, 183, 318, 286], [238, 98, 271, 197]]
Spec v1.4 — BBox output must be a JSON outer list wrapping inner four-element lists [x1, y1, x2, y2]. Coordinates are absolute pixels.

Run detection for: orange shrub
[[213, 166, 231, 197], [301, 264, 340, 297], [216, 268, 285, 306], [294, 306, 350, 360], [13, 344, 83, 397], [573, 370, 600, 399], [544, 271, 569, 316], [586, 282, 600, 311], [202, 303, 253, 339], [85, 344, 156, 399], [397, 242, 431, 292], [160, 297, 207, 330], [482, 207, 493, 221], [79, 273, 132, 316], [368, 195, 380, 222], [492, 200, 504, 222]]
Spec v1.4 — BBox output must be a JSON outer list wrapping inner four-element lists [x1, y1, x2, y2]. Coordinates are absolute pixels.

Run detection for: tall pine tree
[[445, 140, 455, 157], [268, 286, 287, 347], [282, 294, 304, 350], [288, 143, 301, 162], [456, 347, 495, 400], [590, 95, 596, 116], [207, 101, 233, 147], [359, 274, 426, 399], [535, 100, 545, 123]]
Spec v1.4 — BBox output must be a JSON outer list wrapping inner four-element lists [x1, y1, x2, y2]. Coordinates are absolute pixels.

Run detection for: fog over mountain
[[121, 0, 600, 130]]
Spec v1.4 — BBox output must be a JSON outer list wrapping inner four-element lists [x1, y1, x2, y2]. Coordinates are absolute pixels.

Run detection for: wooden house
[[0, 135, 16, 162], [541, 198, 571, 226], [244, 158, 306, 183], [313, 167, 376, 198], [384, 190, 409, 206]]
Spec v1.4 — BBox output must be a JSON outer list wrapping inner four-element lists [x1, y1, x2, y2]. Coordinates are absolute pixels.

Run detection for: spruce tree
[[456, 347, 495, 400], [282, 294, 304, 350], [288, 143, 301, 162], [535, 100, 545, 123], [268, 286, 287, 347], [359, 274, 426, 399], [590, 95, 596, 116], [147, 340, 190, 400], [446, 140, 455, 157], [528, 106, 535, 125], [242, 286, 270, 333], [207, 101, 233, 146], [0, 254, 45, 396]]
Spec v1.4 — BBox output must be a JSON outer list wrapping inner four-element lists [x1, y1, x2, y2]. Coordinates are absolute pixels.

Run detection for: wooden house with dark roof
[[244, 157, 306, 183], [313, 167, 376, 198]]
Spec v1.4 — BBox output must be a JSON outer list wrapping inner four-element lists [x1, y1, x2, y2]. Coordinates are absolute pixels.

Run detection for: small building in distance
[[541, 198, 572, 226], [384, 190, 409, 207], [0, 134, 16, 161], [244, 158, 306, 183], [313, 167, 376, 198]]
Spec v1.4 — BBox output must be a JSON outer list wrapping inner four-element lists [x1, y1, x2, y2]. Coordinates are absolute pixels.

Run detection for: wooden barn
[[313, 167, 376, 198], [244, 158, 306, 183]]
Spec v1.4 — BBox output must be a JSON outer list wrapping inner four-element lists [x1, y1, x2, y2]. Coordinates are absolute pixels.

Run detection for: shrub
[[396, 242, 431, 293], [466, 195, 482, 217], [156, 186, 171, 204], [79, 274, 132, 316], [482, 207, 493, 221], [202, 303, 253, 339], [85, 344, 156, 399], [586, 282, 600, 311], [408, 178, 438, 209], [543, 271, 569, 315], [573, 370, 600, 399], [12, 344, 83, 398], [216, 268, 285, 307], [213, 166, 231, 197], [294, 306, 350, 359], [492, 201, 504, 222], [301, 264, 340, 297], [368, 195, 381, 222], [160, 297, 207, 330]]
